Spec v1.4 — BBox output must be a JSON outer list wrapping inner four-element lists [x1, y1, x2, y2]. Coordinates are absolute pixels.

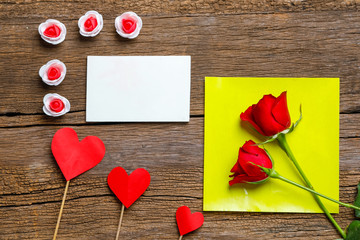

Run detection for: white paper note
[[86, 56, 191, 122]]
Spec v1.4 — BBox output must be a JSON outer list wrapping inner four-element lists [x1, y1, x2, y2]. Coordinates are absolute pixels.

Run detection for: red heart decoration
[[176, 206, 204, 236], [51, 128, 106, 181], [107, 166, 151, 208]]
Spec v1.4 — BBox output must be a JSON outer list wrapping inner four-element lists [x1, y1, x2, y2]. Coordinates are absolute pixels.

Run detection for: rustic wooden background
[[1, 0, 360, 239]]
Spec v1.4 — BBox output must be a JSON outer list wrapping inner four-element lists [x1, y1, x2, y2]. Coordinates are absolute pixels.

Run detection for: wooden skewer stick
[[115, 204, 125, 240], [179, 235, 183, 240], [53, 180, 70, 240]]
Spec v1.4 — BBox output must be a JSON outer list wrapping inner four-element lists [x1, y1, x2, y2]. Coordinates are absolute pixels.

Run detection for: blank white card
[[86, 56, 191, 122]]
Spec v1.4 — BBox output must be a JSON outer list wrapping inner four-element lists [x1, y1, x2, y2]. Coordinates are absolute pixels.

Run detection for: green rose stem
[[261, 167, 360, 211], [276, 134, 346, 238]]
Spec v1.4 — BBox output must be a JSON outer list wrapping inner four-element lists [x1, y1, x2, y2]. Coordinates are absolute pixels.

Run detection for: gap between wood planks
[[0, 193, 203, 209], [0, 114, 205, 129]]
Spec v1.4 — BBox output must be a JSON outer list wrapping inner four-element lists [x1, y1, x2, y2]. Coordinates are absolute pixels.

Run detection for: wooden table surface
[[1, 0, 360, 239]]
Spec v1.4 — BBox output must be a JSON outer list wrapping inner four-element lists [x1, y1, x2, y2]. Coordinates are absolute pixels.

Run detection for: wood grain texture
[[1, 0, 360, 239], [0, 0, 360, 19]]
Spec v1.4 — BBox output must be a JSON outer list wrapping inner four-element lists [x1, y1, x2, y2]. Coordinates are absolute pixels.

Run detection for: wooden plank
[[0, 193, 355, 239], [1, 12, 360, 126], [0, 121, 359, 239], [0, 0, 359, 19]]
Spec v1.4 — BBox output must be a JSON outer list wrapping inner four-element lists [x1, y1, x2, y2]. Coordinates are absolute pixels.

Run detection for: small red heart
[[107, 167, 151, 208], [176, 206, 204, 236], [51, 128, 106, 181]]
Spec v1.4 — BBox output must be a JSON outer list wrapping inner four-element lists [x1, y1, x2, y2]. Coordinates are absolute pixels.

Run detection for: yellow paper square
[[204, 77, 339, 213]]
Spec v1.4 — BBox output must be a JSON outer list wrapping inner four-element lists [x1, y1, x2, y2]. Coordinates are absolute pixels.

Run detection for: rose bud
[[39, 59, 66, 86], [115, 12, 142, 39], [228, 141, 360, 214], [229, 140, 273, 185], [43, 93, 70, 117], [78, 10, 103, 37], [38, 19, 66, 45], [240, 91, 291, 136]]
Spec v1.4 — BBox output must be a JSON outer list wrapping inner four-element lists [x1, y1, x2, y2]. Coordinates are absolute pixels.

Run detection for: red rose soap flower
[[38, 19, 66, 45], [84, 17, 98, 32], [49, 99, 65, 113], [39, 59, 67, 86], [241, 91, 291, 136], [43, 93, 70, 117], [122, 18, 137, 34], [47, 66, 61, 80], [78, 11, 103, 37], [44, 24, 61, 38], [115, 12, 142, 39], [229, 140, 273, 185]]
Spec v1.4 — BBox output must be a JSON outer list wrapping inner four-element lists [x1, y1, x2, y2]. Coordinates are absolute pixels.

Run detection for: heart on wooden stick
[[52, 127, 106, 181], [176, 206, 204, 237], [108, 166, 151, 208], [107, 166, 151, 240], [51, 127, 106, 240]]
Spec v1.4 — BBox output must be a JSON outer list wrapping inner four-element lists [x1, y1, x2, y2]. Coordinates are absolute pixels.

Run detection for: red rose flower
[[39, 59, 66, 86], [229, 140, 273, 185], [240, 91, 291, 136], [38, 19, 66, 45], [43, 93, 70, 117], [115, 12, 142, 39]]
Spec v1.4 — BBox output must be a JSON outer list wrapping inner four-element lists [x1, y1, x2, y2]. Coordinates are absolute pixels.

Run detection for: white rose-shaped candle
[[39, 59, 66, 86], [38, 19, 66, 45], [78, 10, 103, 37], [43, 93, 70, 117], [115, 12, 142, 39]]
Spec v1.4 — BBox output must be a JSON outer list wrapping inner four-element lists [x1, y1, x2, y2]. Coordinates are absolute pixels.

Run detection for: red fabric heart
[[107, 167, 150, 208], [51, 128, 106, 181], [176, 206, 204, 236]]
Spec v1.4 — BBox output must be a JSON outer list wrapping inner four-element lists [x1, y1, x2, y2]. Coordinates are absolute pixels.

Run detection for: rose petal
[[237, 140, 272, 177], [84, 17, 98, 32], [229, 174, 267, 186], [252, 94, 285, 136], [49, 98, 65, 112], [47, 66, 61, 80], [122, 18, 137, 33], [272, 91, 291, 128], [241, 140, 262, 155], [44, 24, 61, 38], [230, 160, 245, 177], [240, 105, 266, 136]]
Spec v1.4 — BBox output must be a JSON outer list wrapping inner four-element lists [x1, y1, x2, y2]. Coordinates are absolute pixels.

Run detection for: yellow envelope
[[204, 77, 339, 213]]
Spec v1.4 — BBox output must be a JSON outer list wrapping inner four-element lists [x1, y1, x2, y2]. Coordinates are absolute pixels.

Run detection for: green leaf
[[354, 182, 360, 218], [346, 220, 360, 239]]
